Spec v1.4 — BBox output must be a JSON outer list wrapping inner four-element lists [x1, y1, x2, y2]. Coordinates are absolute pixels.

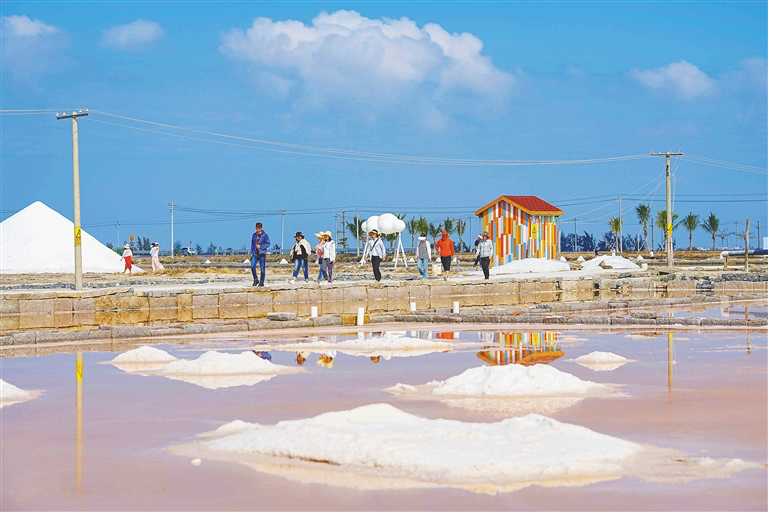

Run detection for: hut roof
[[475, 195, 563, 216]]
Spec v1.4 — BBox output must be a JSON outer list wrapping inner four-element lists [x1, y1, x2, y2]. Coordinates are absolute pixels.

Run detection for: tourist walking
[[434, 230, 455, 280], [321, 231, 336, 283], [362, 229, 386, 282], [473, 234, 482, 268], [314, 232, 325, 282], [415, 234, 431, 279], [476, 231, 494, 279], [150, 242, 164, 272], [121, 244, 133, 274], [288, 231, 312, 283], [250, 222, 271, 287]]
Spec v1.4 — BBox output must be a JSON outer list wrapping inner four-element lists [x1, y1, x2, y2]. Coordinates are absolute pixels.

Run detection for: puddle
[[1, 327, 766, 510]]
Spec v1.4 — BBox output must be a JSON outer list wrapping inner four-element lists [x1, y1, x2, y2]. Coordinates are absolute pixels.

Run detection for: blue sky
[[2, 1, 766, 251]]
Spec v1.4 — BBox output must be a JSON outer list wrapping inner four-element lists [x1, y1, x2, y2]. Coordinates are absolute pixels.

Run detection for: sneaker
[[252, 280, 258, 286], [257, 282, 265, 287], [289, 279, 296, 284]]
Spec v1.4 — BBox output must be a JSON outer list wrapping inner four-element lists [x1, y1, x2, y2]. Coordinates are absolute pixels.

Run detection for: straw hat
[[124, 244, 130, 249], [323, 231, 333, 238]]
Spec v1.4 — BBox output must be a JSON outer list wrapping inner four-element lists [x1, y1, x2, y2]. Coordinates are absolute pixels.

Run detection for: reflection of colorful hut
[[475, 196, 563, 267], [477, 332, 564, 366]]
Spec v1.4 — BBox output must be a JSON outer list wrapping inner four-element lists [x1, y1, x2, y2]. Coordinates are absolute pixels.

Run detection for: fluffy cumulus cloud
[[101, 19, 164, 49], [220, 10, 516, 121], [629, 60, 718, 100], [1, 15, 70, 81]]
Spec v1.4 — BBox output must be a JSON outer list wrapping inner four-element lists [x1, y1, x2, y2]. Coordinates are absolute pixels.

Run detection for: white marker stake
[[452, 301, 460, 314], [410, 301, 416, 312], [357, 307, 365, 326], [310, 306, 318, 318]]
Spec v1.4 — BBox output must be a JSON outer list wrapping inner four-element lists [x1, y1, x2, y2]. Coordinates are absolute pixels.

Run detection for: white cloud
[[1, 15, 70, 81], [220, 10, 516, 105], [101, 19, 164, 49], [2, 14, 58, 37], [721, 57, 767, 95], [629, 60, 718, 100]]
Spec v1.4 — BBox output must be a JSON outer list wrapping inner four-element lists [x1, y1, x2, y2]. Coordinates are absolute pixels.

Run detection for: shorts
[[440, 256, 452, 271]]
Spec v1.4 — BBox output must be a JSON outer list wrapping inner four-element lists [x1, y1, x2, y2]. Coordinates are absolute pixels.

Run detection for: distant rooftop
[[475, 195, 563, 216]]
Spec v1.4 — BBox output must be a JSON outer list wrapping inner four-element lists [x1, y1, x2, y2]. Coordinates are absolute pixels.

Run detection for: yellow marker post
[[74, 227, 82, 247], [667, 333, 674, 394]]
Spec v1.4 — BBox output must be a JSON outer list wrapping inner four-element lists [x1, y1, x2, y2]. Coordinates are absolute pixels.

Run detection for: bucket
[[433, 263, 441, 276]]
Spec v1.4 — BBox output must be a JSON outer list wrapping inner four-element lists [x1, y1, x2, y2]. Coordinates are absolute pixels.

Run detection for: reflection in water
[[477, 332, 564, 366], [75, 351, 83, 492]]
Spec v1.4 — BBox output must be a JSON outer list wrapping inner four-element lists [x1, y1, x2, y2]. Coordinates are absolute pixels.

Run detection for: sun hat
[[369, 229, 379, 235], [418, 235, 427, 240], [323, 231, 333, 238], [124, 244, 130, 248], [481, 231, 489, 236], [295, 231, 304, 238], [315, 232, 324, 238]]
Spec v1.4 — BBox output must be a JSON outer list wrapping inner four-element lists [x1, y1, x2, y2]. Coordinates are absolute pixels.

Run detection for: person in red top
[[434, 230, 455, 280]]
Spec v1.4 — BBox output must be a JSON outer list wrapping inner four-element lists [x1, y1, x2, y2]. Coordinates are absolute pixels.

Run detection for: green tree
[[655, 210, 680, 250], [701, 212, 720, 250], [443, 217, 456, 236], [428, 222, 442, 244], [345, 216, 365, 249], [609, 216, 623, 253], [635, 204, 651, 251], [456, 219, 466, 252], [681, 212, 700, 250], [414, 216, 429, 239], [405, 217, 419, 249]]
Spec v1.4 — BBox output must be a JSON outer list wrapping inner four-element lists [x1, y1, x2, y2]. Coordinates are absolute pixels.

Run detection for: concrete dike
[[2, 273, 767, 347]]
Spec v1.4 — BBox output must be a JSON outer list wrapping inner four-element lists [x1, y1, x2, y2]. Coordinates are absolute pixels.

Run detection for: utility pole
[[168, 203, 178, 258], [115, 222, 120, 248], [341, 211, 346, 252], [573, 218, 578, 252], [56, 110, 89, 291], [757, 220, 761, 249], [334, 214, 339, 244], [650, 151, 683, 267], [744, 218, 750, 272], [278, 209, 286, 255], [651, 217, 655, 252]]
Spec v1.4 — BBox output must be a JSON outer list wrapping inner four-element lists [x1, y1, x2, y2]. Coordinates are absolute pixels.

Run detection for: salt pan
[[0, 379, 38, 408], [161, 351, 297, 376], [572, 351, 634, 372]]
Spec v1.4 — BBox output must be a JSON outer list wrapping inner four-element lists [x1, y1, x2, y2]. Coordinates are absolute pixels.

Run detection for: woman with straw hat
[[314, 232, 325, 283], [321, 231, 336, 283], [121, 244, 133, 274]]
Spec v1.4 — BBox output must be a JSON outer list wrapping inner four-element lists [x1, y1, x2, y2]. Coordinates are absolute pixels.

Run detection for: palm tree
[[609, 216, 623, 253], [428, 222, 442, 244], [405, 217, 419, 249], [345, 216, 365, 249], [655, 210, 680, 251], [414, 216, 429, 239], [456, 219, 466, 252], [701, 212, 720, 250], [681, 212, 700, 251], [635, 204, 651, 251], [443, 218, 456, 236]]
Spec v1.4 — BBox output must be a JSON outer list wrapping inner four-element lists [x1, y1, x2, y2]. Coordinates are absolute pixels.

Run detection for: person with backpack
[[415, 234, 431, 279], [362, 229, 386, 282], [476, 231, 494, 279], [288, 231, 312, 283]]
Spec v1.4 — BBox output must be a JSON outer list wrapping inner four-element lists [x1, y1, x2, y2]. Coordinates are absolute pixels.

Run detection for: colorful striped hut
[[475, 196, 563, 267]]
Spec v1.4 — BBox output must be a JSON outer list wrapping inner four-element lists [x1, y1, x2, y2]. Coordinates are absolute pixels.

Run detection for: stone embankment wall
[[2, 275, 767, 347]]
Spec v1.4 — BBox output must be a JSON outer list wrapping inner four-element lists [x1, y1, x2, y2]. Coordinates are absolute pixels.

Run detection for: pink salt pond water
[[1, 326, 766, 511]]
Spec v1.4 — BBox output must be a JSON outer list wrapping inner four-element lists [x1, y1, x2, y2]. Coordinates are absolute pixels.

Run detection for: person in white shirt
[[362, 229, 386, 282], [321, 231, 336, 283], [476, 231, 494, 279], [415, 234, 431, 279], [314, 232, 325, 282], [121, 244, 133, 274], [150, 242, 164, 272]]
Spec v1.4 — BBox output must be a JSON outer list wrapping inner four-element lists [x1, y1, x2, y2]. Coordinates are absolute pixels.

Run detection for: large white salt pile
[[0, 201, 142, 274], [430, 364, 607, 397], [580, 255, 640, 271], [0, 379, 37, 408], [161, 351, 296, 376], [576, 255, 585, 262], [572, 351, 633, 372], [107, 346, 179, 373], [172, 403, 760, 493], [489, 258, 569, 275]]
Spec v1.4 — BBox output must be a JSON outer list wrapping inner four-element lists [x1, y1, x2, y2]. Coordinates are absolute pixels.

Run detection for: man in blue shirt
[[250, 222, 271, 287]]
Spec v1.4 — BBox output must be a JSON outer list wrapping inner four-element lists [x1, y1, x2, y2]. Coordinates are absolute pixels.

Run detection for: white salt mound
[[109, 346, 178, 364], [407, 257, 415, 263], [0, 379, 32, 402], [279, 258, 289, 265], [161, 351, 292, 376], [576, 255, 585, 262], [431, 364, 607, 397], [0, 201, 143, 274], [199, 404, 641, 487], [581, 255, 640, 271], [559, 256, 567, 262], [637, 255, 644, 261], [490, 258, 569, 275], [574, 351, 628, 364]]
